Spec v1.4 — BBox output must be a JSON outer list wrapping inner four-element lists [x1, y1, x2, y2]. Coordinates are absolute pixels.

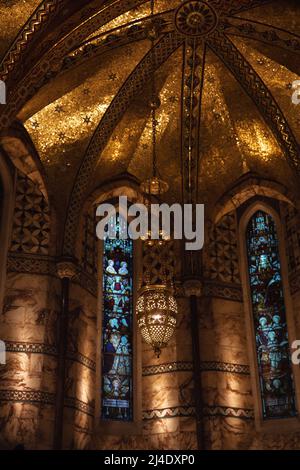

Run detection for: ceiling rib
[[63, 31, 184, 256], [207, 31, 300, 175]]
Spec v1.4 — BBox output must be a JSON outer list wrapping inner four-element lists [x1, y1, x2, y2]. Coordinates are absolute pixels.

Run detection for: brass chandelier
[[135, 0, 178, 358]]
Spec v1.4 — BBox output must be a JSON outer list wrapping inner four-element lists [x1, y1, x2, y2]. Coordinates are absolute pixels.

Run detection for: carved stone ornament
[[175, 1, 218, 37], [183, 279, 203, 297], [56, 260, 78, 279]]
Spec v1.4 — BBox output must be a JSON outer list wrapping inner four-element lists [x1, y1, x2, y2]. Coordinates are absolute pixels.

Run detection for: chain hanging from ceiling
[[135, 0, 178, 358]]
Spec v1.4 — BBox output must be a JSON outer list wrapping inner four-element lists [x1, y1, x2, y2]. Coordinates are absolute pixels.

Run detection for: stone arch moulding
[[76, 174, 144, 263], [0, 121, 50, 202], [238, 199, 300, 433], [0, 150, 16, 312], [213, 174, 296, 224]]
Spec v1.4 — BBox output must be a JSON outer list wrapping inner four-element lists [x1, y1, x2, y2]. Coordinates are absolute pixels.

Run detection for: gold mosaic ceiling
[[0, 0, 300, 224]]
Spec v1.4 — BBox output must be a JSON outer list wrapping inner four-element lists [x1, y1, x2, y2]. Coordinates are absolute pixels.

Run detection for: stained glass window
[[101, 214, 133, 421], [246, 210, 297, 419]]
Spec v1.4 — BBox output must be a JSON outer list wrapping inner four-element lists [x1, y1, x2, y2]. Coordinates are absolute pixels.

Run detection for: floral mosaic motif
[[101, 214, 133, 421], [246, 210, 297, 419], [175, 1, 218, 37], [10, 173, 50, 255]]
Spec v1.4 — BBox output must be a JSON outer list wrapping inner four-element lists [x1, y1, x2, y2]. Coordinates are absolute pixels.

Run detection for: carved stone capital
[[56, 259, 78, 280], [183, 279, 203, 297]]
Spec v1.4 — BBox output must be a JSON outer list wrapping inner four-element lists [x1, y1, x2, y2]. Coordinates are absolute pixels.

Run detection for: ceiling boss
[[175, 0, 219, 37]]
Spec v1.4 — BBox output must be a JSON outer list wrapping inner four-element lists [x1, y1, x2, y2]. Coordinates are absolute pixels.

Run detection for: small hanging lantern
[[136, 285, 178, 357]]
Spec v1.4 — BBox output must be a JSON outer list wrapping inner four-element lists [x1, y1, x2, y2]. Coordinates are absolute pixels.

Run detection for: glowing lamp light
[[136, 285, 178, 357]]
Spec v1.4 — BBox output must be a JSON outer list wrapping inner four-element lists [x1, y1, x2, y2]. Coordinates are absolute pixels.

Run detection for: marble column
[[53, 259, 77, 450]]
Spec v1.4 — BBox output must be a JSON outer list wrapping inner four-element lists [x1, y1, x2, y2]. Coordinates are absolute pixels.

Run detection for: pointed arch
[[239, 200, 300, 431]]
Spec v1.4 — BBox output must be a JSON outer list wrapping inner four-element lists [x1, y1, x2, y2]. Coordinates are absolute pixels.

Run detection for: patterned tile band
[[142, 361, 193, 376], [204, 281, 243, 302], [0, 390, 55, 406], [143, 405, 254, 420], [4, 341, 96, 372], [0, 391, 95, 417], [143, 406, 196, 420], [200, 361, 250, 375], [142, 361, 250, 376], [7, 253, 98, 297], [64, 397, 95, 417], [7, 253, 244, 301], [5, 341, 57, 356], [202, 405, 254, 420], [0, 392, 253, 421], [66, 351, 96, 372], [7, 253, 57, 276]]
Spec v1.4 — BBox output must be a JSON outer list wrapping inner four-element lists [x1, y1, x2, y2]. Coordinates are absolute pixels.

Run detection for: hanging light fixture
[[136, 0, 178, 358]]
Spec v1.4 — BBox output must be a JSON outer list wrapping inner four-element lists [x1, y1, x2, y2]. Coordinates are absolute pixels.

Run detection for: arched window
[[246, 210, 297, 419], [101, 214, 133, 421]]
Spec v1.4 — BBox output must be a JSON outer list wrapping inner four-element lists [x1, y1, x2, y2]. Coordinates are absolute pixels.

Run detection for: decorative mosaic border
[[64, 396, 95, 417], [7, 253, 57, 276], [143, 361, 193, 376], [0, 0, 64, 80], [143, 405, 254, 421], [0, 392, 253, 421], [143, 361, 250, 377], [66, 351, 96, 372], [7, 252, 97, 297], [0, 389, 55, 406], [200, 361, 250, 375], [202, 405, 254, 420], [7, 256, 243, 302], [5, 341, 96, 372], [204, 281, 243, 302], [5, 341, 57, 357], [143, 406, 196, 420]]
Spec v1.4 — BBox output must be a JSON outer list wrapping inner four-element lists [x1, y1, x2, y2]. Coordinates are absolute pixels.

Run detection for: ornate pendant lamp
[[136, 0, 178, 358]]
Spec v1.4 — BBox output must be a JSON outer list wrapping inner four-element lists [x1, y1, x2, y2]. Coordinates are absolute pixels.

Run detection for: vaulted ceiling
[[0, 0, 300, 254]]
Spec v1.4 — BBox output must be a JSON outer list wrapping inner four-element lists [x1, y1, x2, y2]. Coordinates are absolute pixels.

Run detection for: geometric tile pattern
[[142, 241, 176, 287], [66, 351, 96, 372], [0, 391, 96, 419], [143, 361, 193, 376], [142, 405, 254, 421], [283, 204, 300, 274], [143, 405, 195, 421], [5, 341, 57, 356], [64, 396, 95, 417], [10, 172, 50, 255], [81, 207, 98, 278], [142, 361, 249, 377], [0, 389, 55, 406], [7, 253, 56, 275], [202, 405, 254, 420], [4, 341, 96, 372], [204, 212, 240, 284], [204, 281, 243, 301], [200, 361, 250, 375]]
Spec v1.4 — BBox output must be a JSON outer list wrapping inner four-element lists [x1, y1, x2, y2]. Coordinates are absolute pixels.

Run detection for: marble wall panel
[[0, 272, 59, 449]]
